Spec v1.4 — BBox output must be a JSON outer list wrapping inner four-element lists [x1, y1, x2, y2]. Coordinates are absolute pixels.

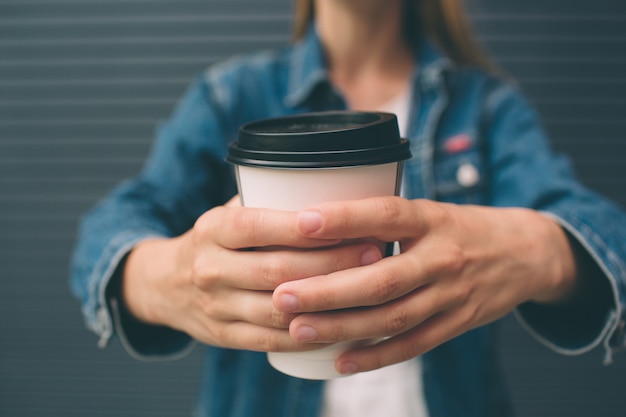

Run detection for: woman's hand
[[121, 197, 383, 353], [272, 196, 578, 374]]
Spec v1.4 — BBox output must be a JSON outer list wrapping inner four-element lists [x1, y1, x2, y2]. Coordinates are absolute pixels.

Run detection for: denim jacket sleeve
[[483, 82, 626, 363], [70, 74, 237, 359]]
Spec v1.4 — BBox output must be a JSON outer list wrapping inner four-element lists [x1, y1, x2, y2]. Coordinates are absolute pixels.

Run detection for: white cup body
[[235, 162, 402, 379]]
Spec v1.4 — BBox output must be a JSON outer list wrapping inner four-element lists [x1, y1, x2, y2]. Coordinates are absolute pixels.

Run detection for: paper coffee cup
[[226, 111, 411, 379]]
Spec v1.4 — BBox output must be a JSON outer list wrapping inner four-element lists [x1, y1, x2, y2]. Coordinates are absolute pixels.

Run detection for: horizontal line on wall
[[513, 78, 626, 86], [0, 137, 149, 144], [521, 77, 626, 85], [0, 0, 287, 6], [0, 56, 218, 66], [470, 13, 626, 21], [0, 404, 194, 416], [0, 77, 189, 86], [0, 212, 79, 219], [3, 353, 199, 370], [0, 363, 200, 378], [497, 57, 626, 64], [0, 98, 174, 106], [480, 35, 626, 42], [0, 13, 291, 26], [0, 287, 75, 298], [0, 157, 143, 163], [0, 369, 200, 385], [0, 391, 196, 402], [545, 118, 626, 125], [0, 249, 79, 257], [533, 98, 626, 104], [0, 34, 289, 46], [0, 0, 285, 10], [0, 118, 160, 125], [0, 181, 123, 189], [0, 201, 103, 208], [0, 178, 132, 184]]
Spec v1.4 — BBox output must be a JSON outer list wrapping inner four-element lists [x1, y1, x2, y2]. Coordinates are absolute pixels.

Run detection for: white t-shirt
[[321, 88, 429, 417]]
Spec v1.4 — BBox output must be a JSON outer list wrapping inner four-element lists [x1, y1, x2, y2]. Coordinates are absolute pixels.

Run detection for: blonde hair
[[292, 0, 495, 71]]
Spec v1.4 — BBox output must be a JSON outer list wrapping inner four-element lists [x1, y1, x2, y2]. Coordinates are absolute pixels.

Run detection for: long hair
[[292, 0, 494, 71]]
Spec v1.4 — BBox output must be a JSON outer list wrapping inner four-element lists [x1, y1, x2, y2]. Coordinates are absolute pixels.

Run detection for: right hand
[[121, 197, 383, 352]]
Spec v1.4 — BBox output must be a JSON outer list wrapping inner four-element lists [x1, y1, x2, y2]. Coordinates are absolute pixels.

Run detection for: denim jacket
[[70, 28, 626, 417]]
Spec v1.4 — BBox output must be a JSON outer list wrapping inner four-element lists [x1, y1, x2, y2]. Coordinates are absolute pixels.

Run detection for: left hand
[[272, 196, 578, 374]]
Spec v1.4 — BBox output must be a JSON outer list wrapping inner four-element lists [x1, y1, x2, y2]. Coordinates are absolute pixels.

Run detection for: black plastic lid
[[226, 111, 411, 168]]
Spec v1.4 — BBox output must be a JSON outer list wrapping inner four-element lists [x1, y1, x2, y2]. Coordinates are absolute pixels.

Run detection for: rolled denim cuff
[[515, 212, 625, 364], [84, 231, 195, 360], [109, 296, 196, 361]]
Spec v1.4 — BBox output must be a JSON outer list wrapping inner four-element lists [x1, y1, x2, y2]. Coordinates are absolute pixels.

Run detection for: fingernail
[[294, 325, 318, 342], [276, 294, 300, 312], [338, 361, 358, 375], [360, 247, 382, 266], [298, 211, 322, 234]]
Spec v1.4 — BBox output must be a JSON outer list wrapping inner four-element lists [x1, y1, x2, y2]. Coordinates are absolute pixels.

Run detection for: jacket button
[[456, 163, 479, 187]]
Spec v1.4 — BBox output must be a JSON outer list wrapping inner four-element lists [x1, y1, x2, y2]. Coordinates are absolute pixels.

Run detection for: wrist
[[526, 211, 578, 304], [122, 237, 181, 326]]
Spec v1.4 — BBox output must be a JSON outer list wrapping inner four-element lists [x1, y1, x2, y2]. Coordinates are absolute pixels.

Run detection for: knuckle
[[369, 271, 401, 303], [375, 197, 402, 224], [257, 255, 289, 287], [326, 322, 349, 342], [269, 309, 293, 329], [443, 243, 468, 276], [256, 332, 281, 352], [190, 257, 214, 290], [384, 307, 410, 336], [331, 248, 358, 273]]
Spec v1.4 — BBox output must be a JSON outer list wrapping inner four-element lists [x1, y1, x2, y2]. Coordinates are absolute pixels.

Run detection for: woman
[[71, 1, 626, 416]]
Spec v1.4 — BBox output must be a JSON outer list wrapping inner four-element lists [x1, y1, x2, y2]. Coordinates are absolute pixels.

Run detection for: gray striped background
[[1, 0, 625, 416]]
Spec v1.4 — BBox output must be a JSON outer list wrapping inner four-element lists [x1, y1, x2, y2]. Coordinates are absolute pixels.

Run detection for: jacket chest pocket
[[433, 143, 488, 205]]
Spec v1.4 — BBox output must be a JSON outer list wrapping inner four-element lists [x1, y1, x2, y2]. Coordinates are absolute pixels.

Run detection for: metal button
[[456, 162, 480, 187]]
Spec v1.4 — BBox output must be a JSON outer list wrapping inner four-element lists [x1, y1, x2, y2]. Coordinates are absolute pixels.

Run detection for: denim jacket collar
[[284, 26, 454, 109]]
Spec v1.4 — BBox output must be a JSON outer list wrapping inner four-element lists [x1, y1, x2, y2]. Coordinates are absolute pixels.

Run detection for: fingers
[[273, 254, 423, 312], [204, 288, 296, 329], [272, 238, 466, 313], [182, 285, 321, 352], [334, 308, 472, 374], [187, 318, 320, 353], [296, 197, 446, 242], [195, 205, 339, 250], [284, 276, 466, 343], [192, 241, 383, 292]]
